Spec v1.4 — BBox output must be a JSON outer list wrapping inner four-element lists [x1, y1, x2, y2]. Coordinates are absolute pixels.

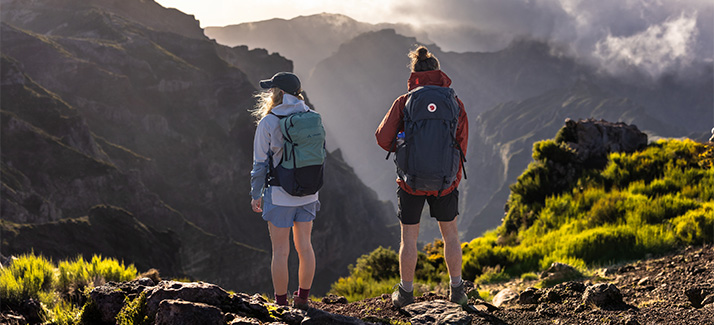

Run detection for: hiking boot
[[449, 280, 468, 306], [391, 284, 414, 308], [292, 291, 309, 310]]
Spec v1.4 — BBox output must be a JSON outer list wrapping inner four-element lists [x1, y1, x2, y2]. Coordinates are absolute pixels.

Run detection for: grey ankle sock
[[450, 275, 462, 287], [400, 280, 413, 292]]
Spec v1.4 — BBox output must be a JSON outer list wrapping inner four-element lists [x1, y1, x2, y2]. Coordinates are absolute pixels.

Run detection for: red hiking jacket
[[375, 70, 469, 196]]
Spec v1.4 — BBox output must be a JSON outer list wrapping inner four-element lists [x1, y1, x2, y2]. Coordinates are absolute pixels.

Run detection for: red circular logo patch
[[427, 103, 437, 112]]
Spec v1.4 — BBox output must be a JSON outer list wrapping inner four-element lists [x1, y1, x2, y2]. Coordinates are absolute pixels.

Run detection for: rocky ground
[[313, 244, 714, 324], [2, 245, 712, 324]]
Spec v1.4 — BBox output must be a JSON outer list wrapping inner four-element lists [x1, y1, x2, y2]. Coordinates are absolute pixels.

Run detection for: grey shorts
[[262, 188, 319, 228]]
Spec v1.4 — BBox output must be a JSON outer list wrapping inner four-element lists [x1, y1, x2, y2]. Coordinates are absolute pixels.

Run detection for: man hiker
[[375, 46, 469, 308]]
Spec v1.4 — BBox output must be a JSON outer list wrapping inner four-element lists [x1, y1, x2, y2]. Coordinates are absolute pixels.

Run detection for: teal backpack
[[268, 110, 326, 196]]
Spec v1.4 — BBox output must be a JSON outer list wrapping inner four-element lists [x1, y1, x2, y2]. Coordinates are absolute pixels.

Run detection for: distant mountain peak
[[293, 12, 358, 23]]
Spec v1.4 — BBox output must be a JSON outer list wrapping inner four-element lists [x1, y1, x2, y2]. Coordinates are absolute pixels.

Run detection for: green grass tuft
[[0, 253, 138, 324]]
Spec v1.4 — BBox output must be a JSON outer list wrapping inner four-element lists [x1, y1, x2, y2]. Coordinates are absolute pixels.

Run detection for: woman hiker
[[250, 72, 318, 309], [375, 46, 469, 307]]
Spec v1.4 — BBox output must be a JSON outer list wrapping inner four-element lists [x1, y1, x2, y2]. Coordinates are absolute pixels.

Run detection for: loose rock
[[582, 283, 623, 308], [518, 287, 540, 305], [403, 300, 471, 325], [541, 262, 582, 285], [492, 288, 519, 307], [684, 286, 714, 308]]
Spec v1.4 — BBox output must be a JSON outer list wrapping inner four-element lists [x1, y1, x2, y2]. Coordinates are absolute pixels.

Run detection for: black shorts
[[397, 187, 459, 225]]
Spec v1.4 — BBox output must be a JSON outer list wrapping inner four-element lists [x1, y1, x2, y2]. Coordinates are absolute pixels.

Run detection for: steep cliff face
[[0, 0, 394, 295]]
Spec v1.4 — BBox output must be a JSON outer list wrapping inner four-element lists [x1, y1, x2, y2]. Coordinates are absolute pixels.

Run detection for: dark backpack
[[268, 110, 326, 196], [389, 85, 466, 194]]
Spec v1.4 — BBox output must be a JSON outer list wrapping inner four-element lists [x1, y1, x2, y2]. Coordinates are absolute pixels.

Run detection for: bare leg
[[268, 222, 291, 296], [292, 221, 315, 290], [438, 217, 462, 279], [399, 223, 420, 282]]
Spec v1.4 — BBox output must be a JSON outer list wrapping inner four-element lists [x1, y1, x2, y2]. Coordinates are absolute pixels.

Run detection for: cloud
[[594, 13, 699, 77], [389, 0, 713, 78]]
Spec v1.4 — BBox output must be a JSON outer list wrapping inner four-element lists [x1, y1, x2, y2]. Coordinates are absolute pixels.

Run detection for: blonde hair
[[251, 88, 306, 124], [252, 88, 281, 123], [408, 45, 439, 72]]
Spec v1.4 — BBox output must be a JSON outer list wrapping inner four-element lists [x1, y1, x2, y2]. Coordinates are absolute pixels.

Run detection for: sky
[[154, 0, 407, 27], [155, 0, 713, 78]]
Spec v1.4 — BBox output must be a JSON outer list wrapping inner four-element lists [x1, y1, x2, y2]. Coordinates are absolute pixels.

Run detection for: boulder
[[154, 299, 224, 325], [562, 118, 648, 168], [540, 262, 582, 285], [146, 281, 232, 316], [403, 300, 472, 325], [492, 289, 519, 307], [582, 283, 623, 308], [89, 285, 128, 324]]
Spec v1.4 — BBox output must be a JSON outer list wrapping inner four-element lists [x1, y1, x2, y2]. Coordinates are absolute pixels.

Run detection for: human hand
[[251, 198, 263, 213]]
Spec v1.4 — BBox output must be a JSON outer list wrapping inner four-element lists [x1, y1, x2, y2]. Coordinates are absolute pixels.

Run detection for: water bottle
[[396, 131, 405, 146]]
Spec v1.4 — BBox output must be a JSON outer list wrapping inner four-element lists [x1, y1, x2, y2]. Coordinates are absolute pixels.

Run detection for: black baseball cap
[[259, 72, 301, 96]]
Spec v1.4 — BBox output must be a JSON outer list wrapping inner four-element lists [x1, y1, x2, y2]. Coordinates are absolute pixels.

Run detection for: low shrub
[[0, 253, 55, 306], [58, 255, 138, 297], [0, 253, 138, 324]]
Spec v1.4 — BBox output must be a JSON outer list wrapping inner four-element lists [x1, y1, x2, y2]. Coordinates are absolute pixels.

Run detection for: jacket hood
[[271, 93, 309, 116], [407, 70, 452, 91]]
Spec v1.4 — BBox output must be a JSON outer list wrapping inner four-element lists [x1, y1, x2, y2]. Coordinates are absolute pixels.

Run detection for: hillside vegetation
[[0, 254, 138, 324], [332, 135, 714, 301]]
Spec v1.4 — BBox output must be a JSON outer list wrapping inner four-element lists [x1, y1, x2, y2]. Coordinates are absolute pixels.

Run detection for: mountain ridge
[[1, 0, 396, 295], [208, 16, 711, 241]]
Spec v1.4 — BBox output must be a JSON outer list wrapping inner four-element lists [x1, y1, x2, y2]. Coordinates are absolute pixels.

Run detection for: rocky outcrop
[[466, 87, 665, 237], [561, 118, 648, 168], [87, 280, 368, 325], [145, 281, 233, 317]]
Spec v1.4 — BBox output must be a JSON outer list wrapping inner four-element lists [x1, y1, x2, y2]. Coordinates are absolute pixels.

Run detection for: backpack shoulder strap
[[269, 111, 287, 118]]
